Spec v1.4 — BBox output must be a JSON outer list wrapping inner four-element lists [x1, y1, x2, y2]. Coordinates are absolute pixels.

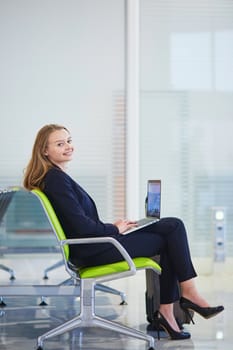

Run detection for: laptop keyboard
[[136, 217, 156, 226]]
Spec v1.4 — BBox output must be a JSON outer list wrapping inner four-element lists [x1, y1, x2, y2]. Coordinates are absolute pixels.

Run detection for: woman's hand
[[114, 219, 138, 234]]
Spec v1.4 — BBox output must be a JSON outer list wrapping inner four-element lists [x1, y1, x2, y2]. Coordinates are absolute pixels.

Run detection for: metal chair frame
[[32, 189, 161, 350]]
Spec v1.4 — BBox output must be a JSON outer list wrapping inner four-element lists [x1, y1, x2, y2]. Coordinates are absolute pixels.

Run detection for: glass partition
[[139, 0, 233, 268]]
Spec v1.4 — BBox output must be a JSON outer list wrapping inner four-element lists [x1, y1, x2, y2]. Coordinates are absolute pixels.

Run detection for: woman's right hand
[[114, 219, 138, 234]]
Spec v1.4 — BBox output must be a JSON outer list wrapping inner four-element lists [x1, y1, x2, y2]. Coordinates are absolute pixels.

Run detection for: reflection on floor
[[0, 257, 232, 350]]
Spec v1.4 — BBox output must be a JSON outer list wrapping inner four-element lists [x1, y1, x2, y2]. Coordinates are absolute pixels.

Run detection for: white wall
[[0, 0, 125, 220]]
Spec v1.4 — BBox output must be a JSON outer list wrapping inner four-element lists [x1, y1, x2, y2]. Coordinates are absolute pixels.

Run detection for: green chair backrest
[[31, 189, 69, 260]]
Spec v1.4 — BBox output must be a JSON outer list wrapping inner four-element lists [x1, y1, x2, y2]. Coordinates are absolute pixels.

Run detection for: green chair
[[32, 189, 161, 350]]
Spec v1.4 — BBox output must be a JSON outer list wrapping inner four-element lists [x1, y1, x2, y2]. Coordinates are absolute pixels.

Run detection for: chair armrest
[[60, 236, 137, 274]]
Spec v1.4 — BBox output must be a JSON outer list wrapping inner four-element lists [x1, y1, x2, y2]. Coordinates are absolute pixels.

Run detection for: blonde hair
[[23, 124, 69, 190]]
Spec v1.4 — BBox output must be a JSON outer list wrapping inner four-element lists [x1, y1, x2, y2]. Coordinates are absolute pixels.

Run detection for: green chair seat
[[79, 257, 161, 279]]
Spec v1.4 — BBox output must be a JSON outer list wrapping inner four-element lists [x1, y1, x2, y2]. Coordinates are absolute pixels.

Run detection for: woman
[[23, 124, 224, 340]]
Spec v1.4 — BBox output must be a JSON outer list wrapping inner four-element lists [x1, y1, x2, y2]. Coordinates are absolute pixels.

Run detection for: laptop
[[126, 179, 161, 234]]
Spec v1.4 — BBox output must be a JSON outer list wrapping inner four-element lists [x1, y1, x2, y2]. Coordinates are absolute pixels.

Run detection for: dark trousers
[[87, 217, 197, 304]]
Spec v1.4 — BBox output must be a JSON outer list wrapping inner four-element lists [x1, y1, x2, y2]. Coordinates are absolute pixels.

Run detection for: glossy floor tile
[[0, 257, 232, 350]]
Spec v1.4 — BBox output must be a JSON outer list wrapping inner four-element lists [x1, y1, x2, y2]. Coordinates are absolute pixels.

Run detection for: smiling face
[[44, 128, 74, 170]]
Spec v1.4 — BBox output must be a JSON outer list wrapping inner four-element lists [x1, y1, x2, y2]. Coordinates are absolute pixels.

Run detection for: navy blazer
[[44, 167, 120, 266]]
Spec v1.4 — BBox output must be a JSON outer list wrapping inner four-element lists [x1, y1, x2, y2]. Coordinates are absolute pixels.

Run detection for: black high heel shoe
[[148, 317, 184, 331], [153, 311, 191, 340], [180, 297, 224, 324]]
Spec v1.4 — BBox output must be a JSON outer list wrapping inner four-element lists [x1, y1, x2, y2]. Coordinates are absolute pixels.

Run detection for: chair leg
[[0, 264, 15, 280], [37, 314, 155, 349], [36, 279, 154, 350], [43, 260, 64, 279], [92, 315, 155, 348], [95, 283, 127, 304], [37, 315, 83, 348]]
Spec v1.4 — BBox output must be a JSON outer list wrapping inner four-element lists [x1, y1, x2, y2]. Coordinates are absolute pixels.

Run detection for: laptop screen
[[146, 180, 161, 218]]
